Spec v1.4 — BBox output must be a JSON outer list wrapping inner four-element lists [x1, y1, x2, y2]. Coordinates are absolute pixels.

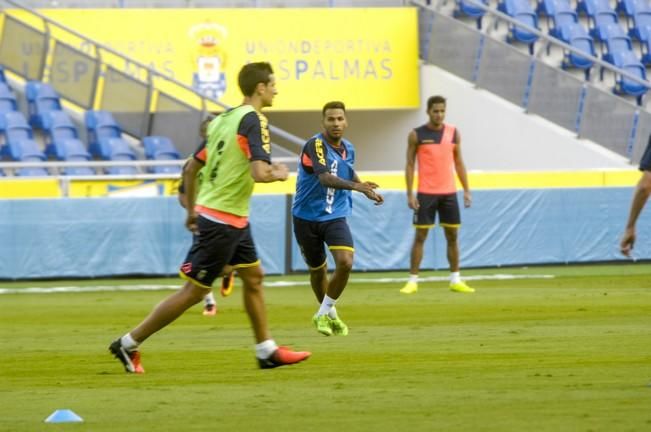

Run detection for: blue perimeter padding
[[0, 195, 286, 279], [0, 189, 648, 279]]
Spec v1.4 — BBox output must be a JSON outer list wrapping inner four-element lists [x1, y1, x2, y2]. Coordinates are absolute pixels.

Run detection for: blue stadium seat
[[548, 10, 580, 39], [538, 0, 574, 16], [600, 35, 649, 103], [41, 111, 80, 159], [25, 81, 63, 129], [13, 140, 49, 177], [0, 112, 32, 158], [142, 135, 182, 174], [104, 137, 137, 175], [559, 23, 597, 78], [454, 0, 489, 29], [617, 0, 651, 19], [85, 110, 122, 159], [576, 0, 626, 42], [497, 0, 541, 54], [142, 135, 179, 159], [589, 11, 623, 42], [0, 82, 18, 114], [628, 11, 651, 41], [59, 139, 94, 176], [577, 0, 616, 17], [538, 0, 575, 26], [0, 112, 48, 176], [0, 65, 6, 83]]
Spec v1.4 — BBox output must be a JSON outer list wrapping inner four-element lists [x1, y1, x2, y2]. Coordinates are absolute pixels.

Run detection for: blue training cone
[[44, 409, 84, 423]]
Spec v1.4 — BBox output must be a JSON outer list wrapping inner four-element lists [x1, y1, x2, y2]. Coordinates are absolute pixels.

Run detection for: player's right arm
[[621, 170, 651, 256], [405, 129, 419, 210], [183, 157, 204, 233]]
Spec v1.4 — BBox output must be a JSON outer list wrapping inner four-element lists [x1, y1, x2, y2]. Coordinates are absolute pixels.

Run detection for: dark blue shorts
[[293, 216, 354, 269], [180, 215, 259, 289], [413, 192, 460, 228]]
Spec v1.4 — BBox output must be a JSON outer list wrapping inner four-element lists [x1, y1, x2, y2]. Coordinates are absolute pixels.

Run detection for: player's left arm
[[313, 150, 382, 204], [453, 129, 471, 208], [241, 112, 289, 183]]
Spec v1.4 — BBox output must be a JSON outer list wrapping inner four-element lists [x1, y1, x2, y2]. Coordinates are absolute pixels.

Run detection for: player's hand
[[363, 181, 380, 189], [272, 163, 289, 181], [620, 228, 636, 257], [356, 182, 383, 205], [408, 194, 420, 210], [464, 191, 472, 208], [186, 211, 199, 235]]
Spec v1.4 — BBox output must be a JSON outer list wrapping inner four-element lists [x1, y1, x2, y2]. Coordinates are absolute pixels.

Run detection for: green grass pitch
[[0, 264, 650, 431]]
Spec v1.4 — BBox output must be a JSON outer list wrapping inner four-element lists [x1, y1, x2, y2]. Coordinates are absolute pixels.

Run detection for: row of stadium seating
[[454, 0, 651, 102], [0, 68, 182, 177]]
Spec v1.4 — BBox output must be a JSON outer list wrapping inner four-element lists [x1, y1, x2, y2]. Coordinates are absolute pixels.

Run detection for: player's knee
[[240, 266, 265, 289], [184, 281, 210, 304], [335, 255, 353, 273], [445, 230, 458, 243]]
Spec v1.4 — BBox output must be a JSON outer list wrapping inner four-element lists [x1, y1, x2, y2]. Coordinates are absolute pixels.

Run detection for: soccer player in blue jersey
[[292, 101, 384, 336], [620, 136, 651, 256]]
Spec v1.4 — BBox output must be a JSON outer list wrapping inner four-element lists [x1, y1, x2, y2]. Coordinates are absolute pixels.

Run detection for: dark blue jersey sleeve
[[238, 111, 272, 164], [302, 137, 329, 175]]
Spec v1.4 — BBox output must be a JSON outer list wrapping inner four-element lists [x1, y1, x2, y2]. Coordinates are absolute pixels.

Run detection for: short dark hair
[[427, 95, 446, 111], [238, 62, 274, 97], [322, 100, 346, 117], [199, 112, 218, 139]]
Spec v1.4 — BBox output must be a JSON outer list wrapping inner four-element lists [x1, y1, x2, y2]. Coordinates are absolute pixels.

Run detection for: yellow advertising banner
[[32, 8, 419, 111], [0, 179, 62, 198]]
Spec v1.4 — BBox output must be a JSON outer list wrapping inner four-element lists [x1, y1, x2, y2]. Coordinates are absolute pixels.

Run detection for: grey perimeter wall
[[267, 64, 633, 171]]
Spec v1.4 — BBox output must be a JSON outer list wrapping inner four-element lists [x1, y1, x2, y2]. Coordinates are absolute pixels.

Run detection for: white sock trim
[[255, 339, 278, 359], [408, 274, 419, 283], [450, 272, 461, 284], [204, 292, 216, 306], [121, 333, 138, 351], [317, 295, 337, 317]]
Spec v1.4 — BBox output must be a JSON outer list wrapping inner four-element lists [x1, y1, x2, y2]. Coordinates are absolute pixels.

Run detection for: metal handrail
[[412, 0, 651, 94], [0, 156, 297, 170]]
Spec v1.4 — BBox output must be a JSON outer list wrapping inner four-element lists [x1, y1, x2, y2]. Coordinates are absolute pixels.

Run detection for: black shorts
[[180, 215, 259, 289], [293, 216, 354, 269], [413, 192, 460, 228]]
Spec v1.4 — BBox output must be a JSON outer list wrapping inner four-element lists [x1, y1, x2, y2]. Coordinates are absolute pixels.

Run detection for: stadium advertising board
[[29, 8, 419, 110]]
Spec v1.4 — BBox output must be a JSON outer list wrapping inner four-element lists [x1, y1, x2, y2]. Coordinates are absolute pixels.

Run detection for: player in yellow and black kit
[[177, 115, 235, 316], [110, 62, 310, 373]]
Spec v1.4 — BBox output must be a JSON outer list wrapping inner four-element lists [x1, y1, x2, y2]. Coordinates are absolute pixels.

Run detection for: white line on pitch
[[0, 274, 553, 294]]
